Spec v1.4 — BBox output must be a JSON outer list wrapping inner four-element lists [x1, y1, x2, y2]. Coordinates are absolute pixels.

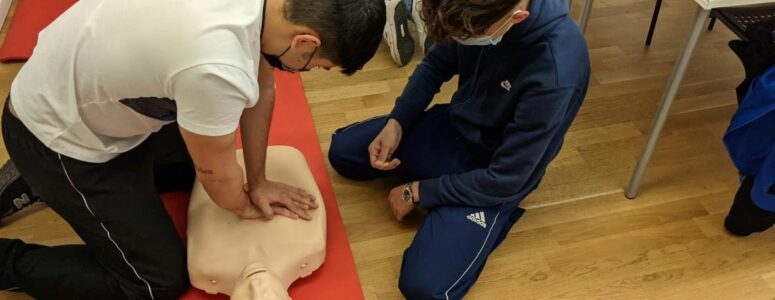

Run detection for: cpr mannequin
[[187, 146, 327, 299]]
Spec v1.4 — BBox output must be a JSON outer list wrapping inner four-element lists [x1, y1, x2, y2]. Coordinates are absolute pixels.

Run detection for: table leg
[[625, 6, 712, 199], [645, 0, 663, 46], [579, 0, 594, 33]]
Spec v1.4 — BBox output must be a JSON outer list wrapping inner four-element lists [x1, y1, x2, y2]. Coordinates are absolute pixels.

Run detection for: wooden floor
[[2, 0, 775, 299]]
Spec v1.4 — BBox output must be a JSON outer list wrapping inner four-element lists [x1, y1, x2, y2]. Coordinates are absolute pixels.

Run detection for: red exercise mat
[[161, 71, 364, 300], [0, 1, 363, 295], [0, 0, 77, 62]]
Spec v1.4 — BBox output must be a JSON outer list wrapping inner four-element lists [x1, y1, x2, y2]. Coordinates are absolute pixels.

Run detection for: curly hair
[[421, 0, 520, 42]]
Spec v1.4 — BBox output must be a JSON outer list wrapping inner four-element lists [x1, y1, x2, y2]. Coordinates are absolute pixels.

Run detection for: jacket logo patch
[[500, 80, 512, 92]]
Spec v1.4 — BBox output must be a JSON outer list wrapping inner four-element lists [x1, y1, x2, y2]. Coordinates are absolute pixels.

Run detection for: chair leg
[[708, 16, 717, 30], [646, 0, 663, 46]]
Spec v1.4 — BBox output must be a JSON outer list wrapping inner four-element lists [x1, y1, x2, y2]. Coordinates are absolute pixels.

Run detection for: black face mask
[[261, 45, 317, 73], [261, 45, 290, 71], [259, 0, 317, 73]]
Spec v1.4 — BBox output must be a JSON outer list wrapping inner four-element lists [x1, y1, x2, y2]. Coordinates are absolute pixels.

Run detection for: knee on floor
[[146, 266, 189, 300], [327, 134, 350, 169], [129, 246, 189, 300], [398, 268, 450, 300], [328, 134, 370, 180]]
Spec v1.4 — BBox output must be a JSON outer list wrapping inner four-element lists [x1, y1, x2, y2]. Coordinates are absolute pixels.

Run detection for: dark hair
[[421, 0, 519, 42], [284, 0, 385, 75]]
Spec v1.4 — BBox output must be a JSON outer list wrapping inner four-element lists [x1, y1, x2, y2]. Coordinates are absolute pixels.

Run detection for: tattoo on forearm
[[194, 164, 214, 175]]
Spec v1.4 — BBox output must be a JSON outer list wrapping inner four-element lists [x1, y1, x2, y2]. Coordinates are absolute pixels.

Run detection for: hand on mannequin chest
[[186, 146, 327, 299]]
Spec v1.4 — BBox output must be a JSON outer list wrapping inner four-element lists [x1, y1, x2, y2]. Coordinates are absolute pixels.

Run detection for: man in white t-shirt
[[0, 0, 385, 298]]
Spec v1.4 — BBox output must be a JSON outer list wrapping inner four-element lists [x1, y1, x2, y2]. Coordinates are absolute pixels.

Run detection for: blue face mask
[[455, 10, 521, 46], [455, 35, 505, 46]]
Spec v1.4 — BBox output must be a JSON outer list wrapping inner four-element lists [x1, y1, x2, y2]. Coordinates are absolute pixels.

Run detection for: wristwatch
[[402, 183, 418, 205]]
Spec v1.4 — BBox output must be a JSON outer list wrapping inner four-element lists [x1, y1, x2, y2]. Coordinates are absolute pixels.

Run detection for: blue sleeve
[[724, 67, 775, 176], [389, 42, 459, 132], [418, 87, 580, 208]]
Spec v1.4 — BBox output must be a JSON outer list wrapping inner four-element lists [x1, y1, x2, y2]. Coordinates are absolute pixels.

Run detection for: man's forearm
[[178, 125, 253, 215], [240, 89, 275, 188], [198, 161, 250, 211]]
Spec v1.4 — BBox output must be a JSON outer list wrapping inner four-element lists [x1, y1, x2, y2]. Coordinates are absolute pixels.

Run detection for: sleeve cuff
[[177, 116, 239, 137], [389, 103, 419, 134], [418, 178, 444, 209]]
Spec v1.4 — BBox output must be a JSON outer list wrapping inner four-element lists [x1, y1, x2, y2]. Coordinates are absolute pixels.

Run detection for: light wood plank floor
[[2, 0, 775, 299]]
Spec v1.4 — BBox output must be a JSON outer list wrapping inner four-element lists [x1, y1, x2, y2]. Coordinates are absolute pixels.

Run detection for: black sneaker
[[384, 0, 415, 67], [0, 161, 40, 221], [724, 176, 775, 237]]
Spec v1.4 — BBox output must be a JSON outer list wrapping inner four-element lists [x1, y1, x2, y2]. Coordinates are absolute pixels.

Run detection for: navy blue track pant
[[328, 105, 525, 300]]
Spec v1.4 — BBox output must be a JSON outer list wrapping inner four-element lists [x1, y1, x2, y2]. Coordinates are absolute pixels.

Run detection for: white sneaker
[[383, 0, 415, 66], [410, 0, 433, 54]]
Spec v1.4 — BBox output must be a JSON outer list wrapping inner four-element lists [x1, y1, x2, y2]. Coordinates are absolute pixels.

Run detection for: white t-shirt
[[10, 0, 264, 163]]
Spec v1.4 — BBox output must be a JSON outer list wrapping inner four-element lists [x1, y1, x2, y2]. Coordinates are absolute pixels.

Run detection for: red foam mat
[[0, 0, 77, 62], [162, 71, 363, 299]]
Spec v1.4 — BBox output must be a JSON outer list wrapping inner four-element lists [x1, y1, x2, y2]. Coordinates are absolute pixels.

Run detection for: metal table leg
[[625, 6, 712, 199], [579, 0, 594, 33]]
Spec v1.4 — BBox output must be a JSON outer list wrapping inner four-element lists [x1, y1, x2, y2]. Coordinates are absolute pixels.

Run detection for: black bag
[[729, 20, 775, 103]]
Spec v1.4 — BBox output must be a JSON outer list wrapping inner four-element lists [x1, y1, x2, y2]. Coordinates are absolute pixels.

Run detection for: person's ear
[[291, 34, 322, 50], [510, 10, 530, 25]]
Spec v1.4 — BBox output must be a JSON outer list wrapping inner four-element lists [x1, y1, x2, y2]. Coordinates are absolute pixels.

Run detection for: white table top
[[694, 0, 775, 9]]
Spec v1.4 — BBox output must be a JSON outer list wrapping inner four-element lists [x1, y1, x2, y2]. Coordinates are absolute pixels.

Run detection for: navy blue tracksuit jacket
[[389, 0, 591, 208]]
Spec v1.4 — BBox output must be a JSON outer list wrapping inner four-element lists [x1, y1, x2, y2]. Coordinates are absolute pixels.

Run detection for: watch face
[[402, 188, 412, 203]]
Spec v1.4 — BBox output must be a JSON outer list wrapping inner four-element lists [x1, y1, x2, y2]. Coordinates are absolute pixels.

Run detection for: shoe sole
[[384, 0, 414, 66], [0, 162, 23, 201]]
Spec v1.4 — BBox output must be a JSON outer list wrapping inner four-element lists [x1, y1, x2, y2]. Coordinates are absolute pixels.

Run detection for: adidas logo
[[13, 194, 31, 210], [467, 211, 487, 228]]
